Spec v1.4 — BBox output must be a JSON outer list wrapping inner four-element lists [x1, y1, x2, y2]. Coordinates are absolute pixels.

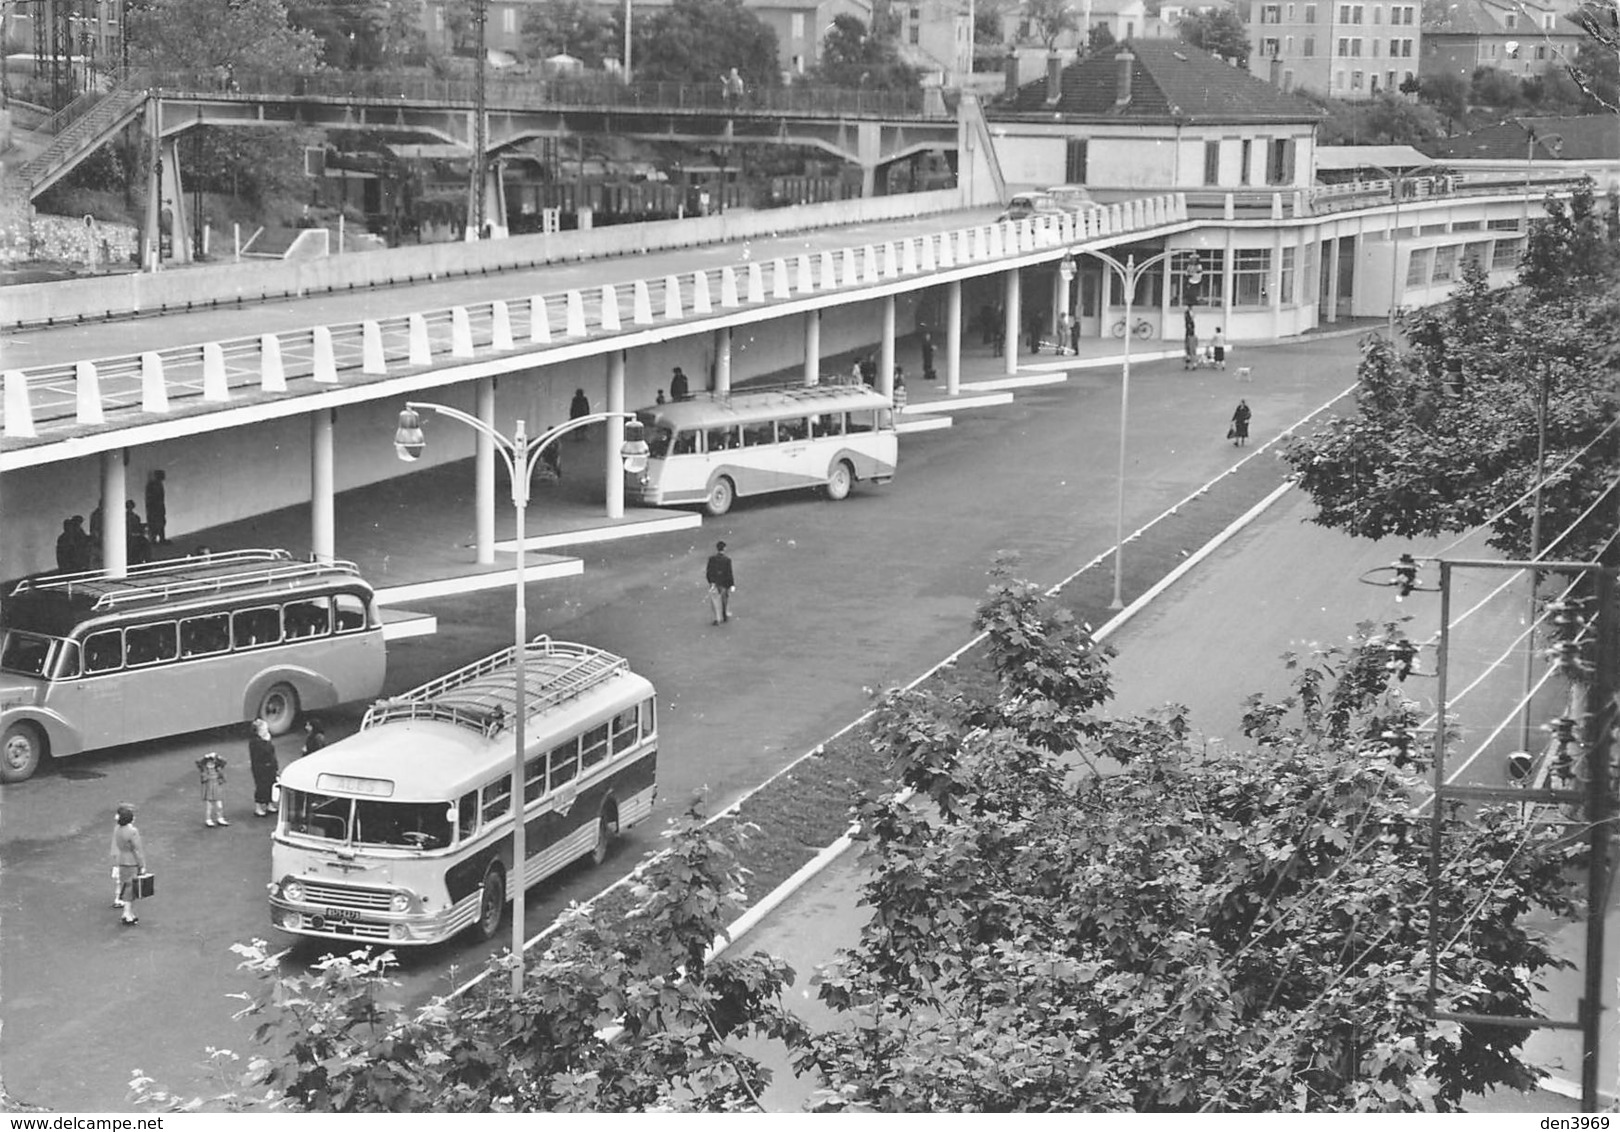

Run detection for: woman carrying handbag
[[110, 803, 149, 926]]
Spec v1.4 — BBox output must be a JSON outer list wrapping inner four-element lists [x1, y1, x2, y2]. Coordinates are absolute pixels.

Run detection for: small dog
[[1235, 366, 1253, 382]]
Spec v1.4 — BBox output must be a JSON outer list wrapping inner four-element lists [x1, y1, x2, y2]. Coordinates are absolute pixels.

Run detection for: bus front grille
[[300, 879, 395, 911]]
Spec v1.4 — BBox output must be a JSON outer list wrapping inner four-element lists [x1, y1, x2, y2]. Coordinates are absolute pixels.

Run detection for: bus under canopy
[[629, 381, 898, 516]]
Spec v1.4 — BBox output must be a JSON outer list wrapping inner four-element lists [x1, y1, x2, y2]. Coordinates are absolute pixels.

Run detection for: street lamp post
[[470, 0, 489, 237], [393, 404, 648, 995], [1078, 246, 1198, 609]]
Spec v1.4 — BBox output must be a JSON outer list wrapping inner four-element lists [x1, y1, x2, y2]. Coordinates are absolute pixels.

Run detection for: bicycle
[[1111, 316, 1154, 339]]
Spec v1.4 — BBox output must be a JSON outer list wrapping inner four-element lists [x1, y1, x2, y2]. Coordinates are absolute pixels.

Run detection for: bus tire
[[0, 722, 46, 783], [257, 683, 300, 736], [704, 475, 735, 517], [590, 808, 618, 867], [471, 865, 506, 942], [825, 460, 854, 501]]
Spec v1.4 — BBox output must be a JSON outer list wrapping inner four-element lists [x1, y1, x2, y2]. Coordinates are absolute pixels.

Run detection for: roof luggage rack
[[362, 636, 629, 738], [9, 549, 364, 609]]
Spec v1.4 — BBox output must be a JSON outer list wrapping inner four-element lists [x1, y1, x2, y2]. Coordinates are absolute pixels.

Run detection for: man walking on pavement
[[706, 540, 736, 626]]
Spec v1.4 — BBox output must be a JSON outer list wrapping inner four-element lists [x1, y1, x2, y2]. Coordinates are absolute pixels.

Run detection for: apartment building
[[1248, 0, 1421, 99]]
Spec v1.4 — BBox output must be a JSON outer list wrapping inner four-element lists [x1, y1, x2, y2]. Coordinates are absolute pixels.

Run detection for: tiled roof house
[[986, 39, 1323, 193]]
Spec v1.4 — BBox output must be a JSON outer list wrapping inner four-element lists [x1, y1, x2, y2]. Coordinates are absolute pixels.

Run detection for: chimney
[[1004, 49, 1020, 93], [1046, 52, 1064, 104], [1114, 48, 1135, 107], [1269, 55, 1283, 86]]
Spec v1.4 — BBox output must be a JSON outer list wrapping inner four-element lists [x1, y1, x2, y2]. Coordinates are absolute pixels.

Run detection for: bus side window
[[640, 697, 656, 739], [333, 593, 368, 633], [55, 640, 81, 680], [707, 426, 738, 452], [180, 613, 230, 658], [524, 754, 546, 803], [284, 598, 331, 640], [550, 740, 580, 790], [742, 422, 775, 447], [611, 707, 639, 754], [482, 778, 511, 823], [778, 417, 809, 442], [846, 409, 876, 434], [580, 723, 609, 770], [233, 606, 282, 649], [458, 791, 479, 841], [815, 413, 844, 437], [672, 430, 698, 456], [83, 629, 124, 674], [125, 622, 178, 667]]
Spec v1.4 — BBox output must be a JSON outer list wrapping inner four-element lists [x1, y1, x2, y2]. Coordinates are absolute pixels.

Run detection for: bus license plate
[[324, 907, 360, 921]]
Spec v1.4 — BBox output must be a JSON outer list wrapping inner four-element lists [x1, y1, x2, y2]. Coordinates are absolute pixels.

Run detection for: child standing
[[197, 751, 229, 827]]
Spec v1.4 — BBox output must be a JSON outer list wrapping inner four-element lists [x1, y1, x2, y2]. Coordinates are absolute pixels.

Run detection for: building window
[[1431, 245, 1459, 282], [1403, 38, 1413, 56], [1262, 3, 1281, 21], [1283, 67, 1295, 88], [909, 23, 919, 42], [501, 7, 515, 34], [1542, 12, 1553, 29], [1406, 247, 1430, 287], [1353, 4, 1364, 21], [1172, 249, 1225, 306], [1304, 3, 1317, 21], [1232, 249, 1271, 306], [1373, 4, 1381, 21], [1286, 35, 1294, 52], [1404, 5, 1415, 22], [1280, 245, 1297, 304], [1337, 37, 1349, 55], [1287, 3, 1296, 17], [1266, 137, 1295, 183], [1338, 4, 1350, 20], [1371, 38, 1379, 55], [1351, 37, 1362, 55], [1334, 68, 1346, 88], [1066, 139, 1088, 182], [1204, 140, 1221, 185], [1240, 138, 1252, 184], [1504, 11, 1516, 28], [792, 12, 805, 37], [1263, 36, 1280, 55], [1352, 68, 1364, 87], [1534, 44, 1547, 60], [1303, 35, 1316, 55], [1491, 236, 1523, 269]]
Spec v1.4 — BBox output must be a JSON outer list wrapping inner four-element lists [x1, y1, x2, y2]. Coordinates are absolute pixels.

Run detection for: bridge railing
[[137, 68, 930, 118]]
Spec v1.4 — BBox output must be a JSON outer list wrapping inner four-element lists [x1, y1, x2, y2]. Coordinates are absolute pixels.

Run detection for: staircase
[[17, 85, 149, 201]]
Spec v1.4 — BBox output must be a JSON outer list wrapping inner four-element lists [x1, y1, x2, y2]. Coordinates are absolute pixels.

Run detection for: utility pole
[[1578, 568, 1616, 1111], [469, 0, 488, 237]]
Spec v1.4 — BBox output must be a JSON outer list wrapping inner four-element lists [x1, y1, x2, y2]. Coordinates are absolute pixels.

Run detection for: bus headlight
[[282, 881, 305, 904], [390, 892, 410, 913]]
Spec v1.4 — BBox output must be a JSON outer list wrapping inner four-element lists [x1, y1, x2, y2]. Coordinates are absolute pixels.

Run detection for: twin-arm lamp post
[[1070, 246, 1201, 609], [393, 403, 648, 994]]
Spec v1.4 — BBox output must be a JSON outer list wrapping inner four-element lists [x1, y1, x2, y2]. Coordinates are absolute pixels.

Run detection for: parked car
[[997, 191, 1063, 221], [1047, 184, 1102, 212]]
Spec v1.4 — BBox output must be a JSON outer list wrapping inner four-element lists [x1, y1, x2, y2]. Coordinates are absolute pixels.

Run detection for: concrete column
[[803, 310, 821, 386], [1325, 237, 1341, 324], [1003, 269, 1020, 377], [605, 351, 626, 519], [946, 279, 962, 396], [101, 450, 128, 578], [160, 136, 192, 265], [879, 296, 895, 398], [1056, 267, 1072, 347], [310, 409, 335, 562], [714, 327, 732, 395], [1222, 227, 1236, 334], [475, 377, 496, 564]]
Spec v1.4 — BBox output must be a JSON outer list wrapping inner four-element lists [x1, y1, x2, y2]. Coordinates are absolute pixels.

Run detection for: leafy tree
[[630, 0, 779, 89], [1470, 65, 1523, 109], [1086, 23, 1116, 53], [1284, 184, 1620, 560], [1418, 70, 1468, 129], [809, 14, 921, 91], [285, 0, 393, 69], [132, 805, 806, 1113], [796, 560, 1584, 1112], [1179, 9, 1251, 66], [1022, 0, 1078, 52], [1571, 0, 1620, 111], [1312, 91, 1444, 146], [127, 0, 323, 73], [522, 0, 621, 69]]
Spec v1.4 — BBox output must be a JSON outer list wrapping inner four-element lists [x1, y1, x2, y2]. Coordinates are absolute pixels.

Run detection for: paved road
[[0, 333, 1366, 1111]]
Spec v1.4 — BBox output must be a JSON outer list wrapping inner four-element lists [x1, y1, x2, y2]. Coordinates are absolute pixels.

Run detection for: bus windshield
[[644, 425, 674, 459], [283, 789, 452, 850], [0, 631, 57, 677]]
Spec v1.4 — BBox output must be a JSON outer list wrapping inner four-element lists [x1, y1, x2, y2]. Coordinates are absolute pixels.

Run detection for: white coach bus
[[268, 637, 657, 946], [626, 381, 897, 516]]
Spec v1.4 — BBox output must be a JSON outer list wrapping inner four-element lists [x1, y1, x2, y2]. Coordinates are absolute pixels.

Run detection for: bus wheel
[[0, 722, 45, 784], [257, 683, 300, 736], [825, 460, 854, 502], [472, 865, 506, 942], [704, 476, 735, 517], [590, 810, 619, 867]]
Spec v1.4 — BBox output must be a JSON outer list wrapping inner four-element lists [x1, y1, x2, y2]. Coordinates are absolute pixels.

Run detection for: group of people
[[107, 715, 327, 927], [55, 470, 169, 574], [1183, 310, 1227, 371]]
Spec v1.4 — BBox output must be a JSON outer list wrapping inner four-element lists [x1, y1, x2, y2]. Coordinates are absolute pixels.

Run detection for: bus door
[[65, 627, 127, 748], [775, 416, 813, 488]]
